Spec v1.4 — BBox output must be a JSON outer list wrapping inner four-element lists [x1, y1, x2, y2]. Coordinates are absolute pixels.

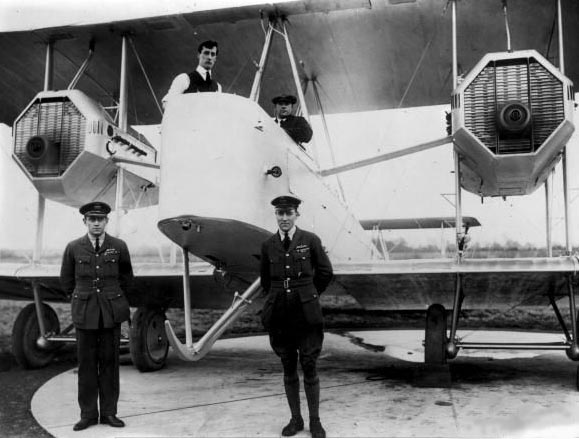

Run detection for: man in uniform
[[260, 195, 333, 438], [60, 201, 133, 431], [162, 39, 221, 107], [272, 94, 313, 145]]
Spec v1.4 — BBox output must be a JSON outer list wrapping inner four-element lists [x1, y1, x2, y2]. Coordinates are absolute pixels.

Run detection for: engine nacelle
[[452, 50, 575, 197], [12, 90, 159, 208]]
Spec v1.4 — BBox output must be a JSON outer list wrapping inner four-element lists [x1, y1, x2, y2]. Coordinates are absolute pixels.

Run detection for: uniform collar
[[87, 232, 106, 248], [278, 226, 297, 241]]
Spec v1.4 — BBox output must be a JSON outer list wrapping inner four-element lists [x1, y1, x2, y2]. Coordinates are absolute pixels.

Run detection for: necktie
[[283, 232, 290, 251], [95, 237, 100, 253], [206, 71, 211, 82]]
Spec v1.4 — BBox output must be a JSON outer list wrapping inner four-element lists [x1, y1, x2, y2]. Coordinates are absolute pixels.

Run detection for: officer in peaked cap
[[271, 194, 302, 208], [272, 94, 313, 145], [260, 195, 333, 438], [60, 201, 133, 431], [272, 94, 298, 106], [79, 201, 111, 216]]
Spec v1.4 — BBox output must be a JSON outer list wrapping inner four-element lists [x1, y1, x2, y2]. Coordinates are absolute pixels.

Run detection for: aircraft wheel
[[12, 303, 60, 369], [129, 307, 169, 372], [424, 303, 447, 365]]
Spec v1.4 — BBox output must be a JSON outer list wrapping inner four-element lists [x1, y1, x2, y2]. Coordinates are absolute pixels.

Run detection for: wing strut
[[164, 248, 262, 361], [67, 39, 95, 90], [320, 136, 451, 177], [249, 22, 274, 102]]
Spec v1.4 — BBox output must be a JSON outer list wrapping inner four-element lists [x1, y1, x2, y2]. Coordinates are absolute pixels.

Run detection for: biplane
[[1, 0, 579, 389]]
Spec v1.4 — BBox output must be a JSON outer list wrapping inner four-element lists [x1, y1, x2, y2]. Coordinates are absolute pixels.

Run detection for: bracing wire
[[128, 37, 163, 117], [311, 77, 347, 202], [397, 1, 450, 109]]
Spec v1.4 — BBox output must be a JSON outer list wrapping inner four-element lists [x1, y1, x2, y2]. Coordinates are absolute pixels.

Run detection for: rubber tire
[[424, 303, 447, 365], [12, 303, 60, 369], [129, 307, 169, 372]]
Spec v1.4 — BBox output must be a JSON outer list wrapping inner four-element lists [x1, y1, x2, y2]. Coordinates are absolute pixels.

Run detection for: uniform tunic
[[60, 234, 133, 329], [60, 233, 133, 419], [260, 227, 333, 332], [277, 115, 314, 144]]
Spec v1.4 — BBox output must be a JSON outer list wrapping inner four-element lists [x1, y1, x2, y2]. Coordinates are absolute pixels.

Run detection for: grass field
[[0, 297, 569, 360]]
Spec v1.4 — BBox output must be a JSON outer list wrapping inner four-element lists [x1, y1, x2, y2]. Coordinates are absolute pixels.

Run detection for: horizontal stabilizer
[[360, 216, 481, 230]]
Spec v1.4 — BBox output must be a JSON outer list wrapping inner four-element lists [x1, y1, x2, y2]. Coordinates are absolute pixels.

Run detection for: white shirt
[[278, 226, 296, 243], [162, 66, 222, 106], [88, 232, 106, 250]]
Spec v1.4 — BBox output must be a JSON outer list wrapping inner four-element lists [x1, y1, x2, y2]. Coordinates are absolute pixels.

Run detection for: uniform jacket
[[185, 70, 219, 93], [60, 234, 133, 329], [260, 227, 333, 330], [279, 115, 313, 144]]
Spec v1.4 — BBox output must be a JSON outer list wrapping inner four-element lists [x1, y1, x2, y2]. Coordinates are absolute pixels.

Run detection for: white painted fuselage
[[158, 93, 376, 275]]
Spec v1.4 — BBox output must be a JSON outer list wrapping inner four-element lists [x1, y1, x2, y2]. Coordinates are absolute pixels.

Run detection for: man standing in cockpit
[[162, 40, 221, 107]]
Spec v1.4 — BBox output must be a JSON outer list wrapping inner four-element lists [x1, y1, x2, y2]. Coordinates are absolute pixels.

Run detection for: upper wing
[[1, 1, 577, 126]]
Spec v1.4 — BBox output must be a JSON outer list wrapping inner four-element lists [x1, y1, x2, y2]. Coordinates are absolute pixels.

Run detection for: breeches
[[75, 325, 121, 418], [269, 326, 324, 379]]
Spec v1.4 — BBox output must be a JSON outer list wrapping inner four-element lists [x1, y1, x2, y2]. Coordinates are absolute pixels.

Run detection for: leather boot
[[309, 417, 326, 438], [282, 417, 304, 437]]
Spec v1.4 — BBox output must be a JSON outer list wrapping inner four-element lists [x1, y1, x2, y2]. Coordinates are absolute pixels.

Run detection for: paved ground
[[0, 349, 76, 437], [31, 329, 579, 438]]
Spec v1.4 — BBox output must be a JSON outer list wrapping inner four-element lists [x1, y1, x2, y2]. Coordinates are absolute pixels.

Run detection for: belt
[[76, 280, 119, 289], [271, 278, 312, 290]]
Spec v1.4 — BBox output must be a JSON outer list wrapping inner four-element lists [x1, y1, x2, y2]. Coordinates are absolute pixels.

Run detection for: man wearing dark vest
[[60, 201, 133, 431], [260, 195, 333, 438], [162, 40, 221, 107], [272, 94, 313, 145]]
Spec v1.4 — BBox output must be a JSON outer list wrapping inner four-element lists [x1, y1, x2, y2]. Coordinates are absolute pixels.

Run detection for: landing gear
[[12, 303, 60, 368], [424, 304, 447, 365], [129, 307, 169, 372]]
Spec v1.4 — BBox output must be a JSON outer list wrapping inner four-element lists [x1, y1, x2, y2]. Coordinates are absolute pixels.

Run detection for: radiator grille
[[13, 97, 86, 176], [463, 58, 564, 155]]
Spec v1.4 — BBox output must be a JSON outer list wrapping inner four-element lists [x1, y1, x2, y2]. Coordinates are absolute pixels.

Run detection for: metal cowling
[[13, 96, 86, 177], [463, 58, 564, 156]]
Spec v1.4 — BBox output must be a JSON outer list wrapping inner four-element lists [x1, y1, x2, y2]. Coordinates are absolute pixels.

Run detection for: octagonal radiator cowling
[[14, 95, 86, 177], [451, 50, 574, 197], [12, 90, 159, 209]]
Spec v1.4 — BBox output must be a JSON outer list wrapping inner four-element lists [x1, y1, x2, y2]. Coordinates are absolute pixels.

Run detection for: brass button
[[286, 289, 291, 293]]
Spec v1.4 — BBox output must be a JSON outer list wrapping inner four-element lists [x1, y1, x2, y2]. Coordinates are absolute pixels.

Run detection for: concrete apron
[[32, 330, 579, 437]]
